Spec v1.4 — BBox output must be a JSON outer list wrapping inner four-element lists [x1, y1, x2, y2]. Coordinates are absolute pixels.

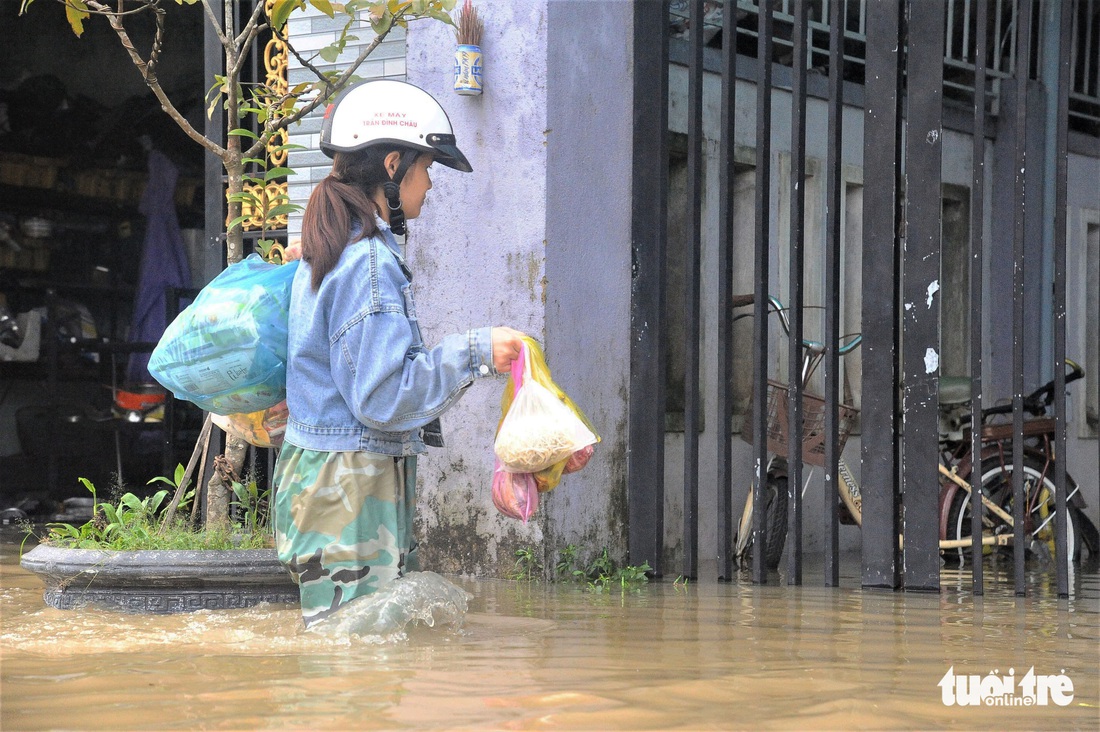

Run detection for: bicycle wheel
[[945, 456, 1081, 567], [740, 475, 789, 570], [762, 475, 789, 569]]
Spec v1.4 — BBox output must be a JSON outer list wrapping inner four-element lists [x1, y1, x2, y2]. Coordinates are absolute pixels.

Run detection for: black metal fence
[[630, 0, 1094, 595]]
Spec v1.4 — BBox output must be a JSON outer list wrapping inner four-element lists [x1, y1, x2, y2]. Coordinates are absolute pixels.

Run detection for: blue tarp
[[126, 150, 192, 384]]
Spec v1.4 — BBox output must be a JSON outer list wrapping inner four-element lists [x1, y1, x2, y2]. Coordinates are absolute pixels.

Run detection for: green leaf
[[64, 0, 89, 37], [309, 0, 335, 17], [265, 203, 302, 218], [319, 45, 342, 63], [429, 8, 454, 24], [229, 128, 260, 140], [101, 503, 120, 526], [269, 0, 303, 31], [148, 490, 169, 515], [120, 493, 144, 512], [228, 194, 262, 208], [227, 214, 252, 231], [370, 13, 393, 35], [263, 166, 295, 181]]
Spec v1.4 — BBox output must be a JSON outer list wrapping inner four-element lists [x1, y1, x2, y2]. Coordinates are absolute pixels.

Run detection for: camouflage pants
[[273, 446, 419, 627]]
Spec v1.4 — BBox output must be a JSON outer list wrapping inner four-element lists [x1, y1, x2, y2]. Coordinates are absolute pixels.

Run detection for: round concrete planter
[[20, 544, 299, 613]]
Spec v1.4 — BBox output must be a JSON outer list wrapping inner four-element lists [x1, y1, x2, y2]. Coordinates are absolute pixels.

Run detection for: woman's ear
[[384, 150, 402, 178]]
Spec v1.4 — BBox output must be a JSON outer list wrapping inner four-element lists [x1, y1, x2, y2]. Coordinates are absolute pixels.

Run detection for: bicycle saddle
[[939, 376, 972, 406]]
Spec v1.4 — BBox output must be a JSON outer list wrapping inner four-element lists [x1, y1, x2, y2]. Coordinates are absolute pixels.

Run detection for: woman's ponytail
[[300, 146, 395, 290]]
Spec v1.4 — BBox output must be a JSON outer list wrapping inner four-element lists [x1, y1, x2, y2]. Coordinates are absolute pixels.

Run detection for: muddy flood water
[[2, 535, 1097, 731]]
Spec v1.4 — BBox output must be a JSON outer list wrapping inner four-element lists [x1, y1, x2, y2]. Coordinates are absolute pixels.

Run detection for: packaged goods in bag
[[563, 444, 595, 474], [494, 340, 598, 475], [209, 400, 289, 449], [149, 254, 298, 415], [491, 458, 538, 523]]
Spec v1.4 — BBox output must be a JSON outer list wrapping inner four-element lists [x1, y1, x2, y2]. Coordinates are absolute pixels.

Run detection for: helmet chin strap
[[382, 150, 420, 236]]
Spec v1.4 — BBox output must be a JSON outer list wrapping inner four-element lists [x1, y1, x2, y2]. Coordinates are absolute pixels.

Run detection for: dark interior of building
[[1, 1, 208, 520]]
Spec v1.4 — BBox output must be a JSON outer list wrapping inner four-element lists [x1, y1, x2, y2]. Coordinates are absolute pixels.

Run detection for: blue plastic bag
[[149, 254, 298, 415]]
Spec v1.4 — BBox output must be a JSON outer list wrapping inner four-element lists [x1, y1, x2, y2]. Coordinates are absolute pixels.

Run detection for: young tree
[[19, 0, 456, 527]]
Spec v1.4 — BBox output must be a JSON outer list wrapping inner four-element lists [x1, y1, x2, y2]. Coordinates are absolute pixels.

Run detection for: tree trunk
[[204, 433, 249, 530]]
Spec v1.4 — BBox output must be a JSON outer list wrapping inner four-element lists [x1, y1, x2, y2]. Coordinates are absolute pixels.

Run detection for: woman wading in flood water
[[275, 79, 526, 628]]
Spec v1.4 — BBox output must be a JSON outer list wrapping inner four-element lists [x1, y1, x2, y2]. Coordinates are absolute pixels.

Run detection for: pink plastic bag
[[491, 458, 539, 523], [490, 348, 539, 522]]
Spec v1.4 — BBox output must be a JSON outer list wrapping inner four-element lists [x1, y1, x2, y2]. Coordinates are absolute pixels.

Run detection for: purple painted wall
[[405, 1, 634, 575]]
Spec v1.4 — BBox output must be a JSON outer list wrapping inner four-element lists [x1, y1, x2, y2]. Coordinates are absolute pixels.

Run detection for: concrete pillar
[[397, 0, 634, 575]]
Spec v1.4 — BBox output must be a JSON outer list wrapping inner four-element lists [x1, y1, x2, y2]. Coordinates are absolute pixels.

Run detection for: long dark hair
[[300, 145, 399, 290]]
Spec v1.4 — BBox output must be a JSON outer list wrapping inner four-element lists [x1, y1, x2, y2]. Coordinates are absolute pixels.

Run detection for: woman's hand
[[491, 327, 527, 374]]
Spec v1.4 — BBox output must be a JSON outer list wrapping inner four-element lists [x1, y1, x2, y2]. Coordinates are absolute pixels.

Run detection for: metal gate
[[629, 0, 1096, 595]]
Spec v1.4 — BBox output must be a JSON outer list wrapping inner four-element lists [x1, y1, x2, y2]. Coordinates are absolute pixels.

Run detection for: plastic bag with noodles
[[490, 349, 538, 522], [494, 338, 600, 492]]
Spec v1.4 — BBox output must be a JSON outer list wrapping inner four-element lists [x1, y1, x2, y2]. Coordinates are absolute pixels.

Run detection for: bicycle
[[731, 295, 862, 569], [937, 360, 1099, 566], [732, 296, 1099, 571]]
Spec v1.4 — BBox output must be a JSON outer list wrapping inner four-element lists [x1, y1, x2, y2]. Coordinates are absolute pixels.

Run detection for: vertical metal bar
[[787, 0, 809, 586], [823, 0, 844, 587], [1007, 0, 1019, 72], [628, 0, 669, 574], [948, 0, 958, 59], [969, 0, 989, 595], [901, 0, 945, 593], [1052, 0, 1071, 598], [204, 1, 226, 280], [752, 1, 776, 585], [994, 0, 1006, 74], [861, 0, 904, 590], [1083, 0, 1095, 95], [683, 0, 705, 580], [717, 0, 739, 581], [1078, 0, 1086, 94], [45, 290, 59, 497], [1011, 0, 1032, 597], [963, 0, 973, 62]]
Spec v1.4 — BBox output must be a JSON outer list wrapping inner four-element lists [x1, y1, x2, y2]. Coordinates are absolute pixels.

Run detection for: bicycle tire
[[763, 475, 789, 569], [945, 455, 1081, 567], [741, 475, 789, 570]]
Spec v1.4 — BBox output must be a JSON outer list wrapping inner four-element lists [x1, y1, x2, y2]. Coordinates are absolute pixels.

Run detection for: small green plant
[[230, 476, 270, 538], [34, 469, 270, 552], [148, 463, 196, 518], [613, 561, 653, 587], [580, 547, 651, 592], [554, 543, 587, 582], [584, 547, 615, 581], [511, 546, 542, 581], [509, 543, 653, 591]]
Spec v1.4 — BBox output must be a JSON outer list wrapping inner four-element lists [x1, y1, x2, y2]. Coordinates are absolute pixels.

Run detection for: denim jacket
[[284, 219, 496, 455]]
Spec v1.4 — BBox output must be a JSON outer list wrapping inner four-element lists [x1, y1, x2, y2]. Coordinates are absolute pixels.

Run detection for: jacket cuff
[[469, 327, 496, 377]]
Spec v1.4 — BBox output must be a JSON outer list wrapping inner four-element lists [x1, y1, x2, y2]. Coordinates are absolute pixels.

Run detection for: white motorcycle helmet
[[320, 79, 472, 172]]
